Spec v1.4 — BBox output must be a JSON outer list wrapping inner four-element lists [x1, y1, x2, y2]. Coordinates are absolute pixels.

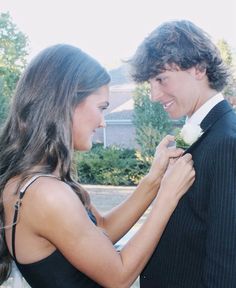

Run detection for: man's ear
[[195, 63, 207, 80]]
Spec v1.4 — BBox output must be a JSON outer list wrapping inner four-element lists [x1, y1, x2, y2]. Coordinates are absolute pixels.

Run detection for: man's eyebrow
[[100, 101, 109, 107]]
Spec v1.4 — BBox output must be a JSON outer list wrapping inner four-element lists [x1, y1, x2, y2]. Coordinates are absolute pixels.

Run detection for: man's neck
[[186, 92, 224, 125], [190, 90, 218, 117]]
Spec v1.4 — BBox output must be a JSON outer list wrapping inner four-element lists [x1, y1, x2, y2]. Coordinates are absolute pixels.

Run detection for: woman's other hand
[[158, 153, 195, 206]]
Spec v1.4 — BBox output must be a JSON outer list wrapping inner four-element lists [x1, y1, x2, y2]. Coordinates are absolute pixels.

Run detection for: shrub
[[76, 144, 149, 185]]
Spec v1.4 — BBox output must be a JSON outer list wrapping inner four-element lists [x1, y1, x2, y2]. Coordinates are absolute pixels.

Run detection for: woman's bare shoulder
[[27, 176, 81, 210]]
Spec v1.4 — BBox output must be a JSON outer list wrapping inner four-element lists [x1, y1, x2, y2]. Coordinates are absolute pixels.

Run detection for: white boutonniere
[[175, 123, 203, 149]]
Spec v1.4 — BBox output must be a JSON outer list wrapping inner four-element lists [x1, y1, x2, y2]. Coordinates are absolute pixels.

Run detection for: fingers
[[157, 149, 196, 205], [180, 153, 193, 162], [171, 153, 195, 179], [158, 135, 175, 149], [171, 155, 195, 196], [156, 135, 184, 157], [169, 158, 177, 165], [176, 154, 194, 173], [152, 136, 193, 179], [167, 147, 184, 158]]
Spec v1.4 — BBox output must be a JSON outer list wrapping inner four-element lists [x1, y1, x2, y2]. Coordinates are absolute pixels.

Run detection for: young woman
[[0, 44, 195, 288]]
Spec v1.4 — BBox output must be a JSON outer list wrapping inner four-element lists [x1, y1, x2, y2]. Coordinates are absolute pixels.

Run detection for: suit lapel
[[200, 100, 232, 130], [183, 126, 210, 155], [183, 100, 233, 155]]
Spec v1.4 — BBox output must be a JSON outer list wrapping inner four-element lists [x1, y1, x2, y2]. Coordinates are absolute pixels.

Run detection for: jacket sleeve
[[202, 136, 236, 287]]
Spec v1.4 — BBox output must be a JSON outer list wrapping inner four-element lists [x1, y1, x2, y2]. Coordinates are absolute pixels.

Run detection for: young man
[[130, 20, 236, 287]]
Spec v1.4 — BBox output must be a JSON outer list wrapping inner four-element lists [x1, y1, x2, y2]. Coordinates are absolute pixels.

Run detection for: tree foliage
[[133, 83, 172, 160], [0, 12, 29, 125], [217, 39, 236, 97]]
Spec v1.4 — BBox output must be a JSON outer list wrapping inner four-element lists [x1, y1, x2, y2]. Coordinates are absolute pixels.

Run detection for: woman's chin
[[74, 142, 92, 152]]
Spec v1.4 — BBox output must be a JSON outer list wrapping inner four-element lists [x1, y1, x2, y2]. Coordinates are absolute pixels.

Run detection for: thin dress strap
[[11, 174, 58, 261]]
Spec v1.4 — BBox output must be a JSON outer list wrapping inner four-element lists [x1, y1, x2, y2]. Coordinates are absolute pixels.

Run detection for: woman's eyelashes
[[99, 102, 109, 111]]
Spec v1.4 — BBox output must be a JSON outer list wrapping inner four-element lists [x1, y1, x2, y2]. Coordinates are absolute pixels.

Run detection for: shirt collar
[[186, 93, 224, 125]]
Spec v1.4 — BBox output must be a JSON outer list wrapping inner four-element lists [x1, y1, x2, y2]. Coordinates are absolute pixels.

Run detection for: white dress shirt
[[186, 93, 224, 125]]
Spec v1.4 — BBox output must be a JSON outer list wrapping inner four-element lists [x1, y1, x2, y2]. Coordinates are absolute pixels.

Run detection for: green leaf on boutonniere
[[175, 133, 190, 149], [175, 123, 203, 150]]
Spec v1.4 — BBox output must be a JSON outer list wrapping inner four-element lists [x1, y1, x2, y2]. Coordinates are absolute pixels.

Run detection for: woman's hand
[[157, 153, 195, 206], [146, 135, 184, 185]]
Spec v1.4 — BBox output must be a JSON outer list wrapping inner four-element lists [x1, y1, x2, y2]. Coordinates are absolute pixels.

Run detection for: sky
[[1, 0, 236, 69]]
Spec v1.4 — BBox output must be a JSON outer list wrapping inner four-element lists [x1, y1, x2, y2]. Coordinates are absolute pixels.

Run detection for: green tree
[[217, 39, 236, 97], [133, 83, 172, 161], [0, 12, 29, 125]]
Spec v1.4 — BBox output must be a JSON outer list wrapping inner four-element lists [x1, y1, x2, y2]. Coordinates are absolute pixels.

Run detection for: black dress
[[8, 174, 102, 288]]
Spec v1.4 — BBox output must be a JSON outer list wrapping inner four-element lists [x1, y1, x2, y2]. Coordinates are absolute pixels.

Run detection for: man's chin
[[167, 112, 184, 120]]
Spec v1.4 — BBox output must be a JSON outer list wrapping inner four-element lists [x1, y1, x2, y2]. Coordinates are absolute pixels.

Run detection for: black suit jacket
[[140, 100, 236, 288]]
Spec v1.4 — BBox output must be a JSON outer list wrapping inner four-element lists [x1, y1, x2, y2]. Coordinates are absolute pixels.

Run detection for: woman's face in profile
[[72, 85, 109, 151]]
